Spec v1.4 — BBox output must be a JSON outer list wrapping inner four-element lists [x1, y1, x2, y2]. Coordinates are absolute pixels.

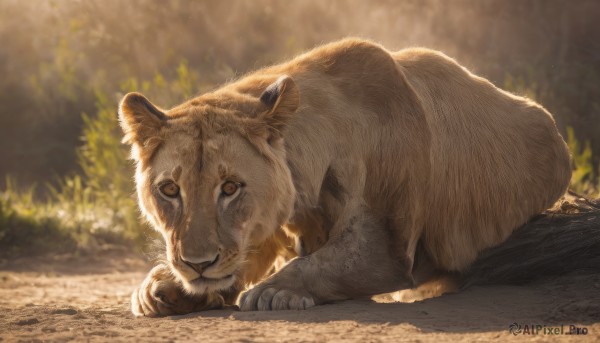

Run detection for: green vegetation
[[0, 65, 197, 258], [0, 178, 76, 257], [0, 93, 139, 258], [567, 127, 600, 197]]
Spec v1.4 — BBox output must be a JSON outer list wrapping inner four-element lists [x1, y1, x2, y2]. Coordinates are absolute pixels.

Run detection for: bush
[[567, 127, 600, 197], [0, 179, 76, 258], [0, 63, 197, 258]]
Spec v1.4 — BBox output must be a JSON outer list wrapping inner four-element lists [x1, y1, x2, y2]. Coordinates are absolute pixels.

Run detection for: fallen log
[[462, 191, 600, 288]]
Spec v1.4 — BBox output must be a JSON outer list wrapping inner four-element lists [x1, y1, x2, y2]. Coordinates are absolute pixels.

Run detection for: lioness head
[[119, 76, 299, 294]]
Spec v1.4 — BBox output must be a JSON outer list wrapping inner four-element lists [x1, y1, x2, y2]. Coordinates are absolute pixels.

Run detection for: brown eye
[[221, 181, 240, 196], [159, 182, 180, 198]]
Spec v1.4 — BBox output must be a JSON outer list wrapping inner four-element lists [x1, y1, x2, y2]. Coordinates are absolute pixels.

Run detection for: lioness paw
[[239, 286, 315, 311], [131, 264, 225, 317], [131, 264, 181, 317]]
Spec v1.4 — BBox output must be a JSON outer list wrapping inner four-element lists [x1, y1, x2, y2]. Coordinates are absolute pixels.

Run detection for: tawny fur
[[120, 38, 571, 315]]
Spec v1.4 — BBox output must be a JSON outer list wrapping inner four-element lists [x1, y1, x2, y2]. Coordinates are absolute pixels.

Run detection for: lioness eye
[[159, 182, 180, 198], [221, 181, 240, 196]]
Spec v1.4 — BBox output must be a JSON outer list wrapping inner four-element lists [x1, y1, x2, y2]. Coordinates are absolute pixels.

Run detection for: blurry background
[[0, 0, 598, 258]]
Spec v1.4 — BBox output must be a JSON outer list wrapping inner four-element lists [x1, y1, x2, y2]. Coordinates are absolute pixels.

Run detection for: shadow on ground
[[172, 272, 600, 334]]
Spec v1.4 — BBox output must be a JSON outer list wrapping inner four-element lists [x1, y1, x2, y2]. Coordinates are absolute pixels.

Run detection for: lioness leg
[[239, 213, 415, 311], [131, 264, 227, 317]]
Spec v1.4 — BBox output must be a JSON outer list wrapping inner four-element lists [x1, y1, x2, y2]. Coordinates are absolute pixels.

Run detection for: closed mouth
[[191, 274, 233, 283], [188, 274, 235, 290]]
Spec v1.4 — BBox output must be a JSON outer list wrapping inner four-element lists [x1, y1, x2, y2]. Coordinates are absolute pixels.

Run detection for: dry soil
[[1, 247, 599, 342]]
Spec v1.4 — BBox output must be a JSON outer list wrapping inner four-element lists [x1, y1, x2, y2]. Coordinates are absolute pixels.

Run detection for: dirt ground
[[1, 247, 599, 342]]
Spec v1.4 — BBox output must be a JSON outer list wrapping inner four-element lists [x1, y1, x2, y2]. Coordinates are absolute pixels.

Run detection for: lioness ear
[[259, 75, 299, 135], [118, 92, 166, 146]]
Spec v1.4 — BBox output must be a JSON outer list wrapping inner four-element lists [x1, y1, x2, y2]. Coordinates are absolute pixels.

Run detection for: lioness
[[120, 38, 571, 316]]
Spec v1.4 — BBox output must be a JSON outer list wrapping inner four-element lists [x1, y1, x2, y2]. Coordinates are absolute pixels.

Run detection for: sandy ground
[[1, 248, 599, 342]]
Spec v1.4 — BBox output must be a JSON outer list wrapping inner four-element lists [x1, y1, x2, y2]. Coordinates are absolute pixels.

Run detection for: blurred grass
[[0, 65, 197, 259], [567, 127, 600, 197], [0, 179, 76, 258]]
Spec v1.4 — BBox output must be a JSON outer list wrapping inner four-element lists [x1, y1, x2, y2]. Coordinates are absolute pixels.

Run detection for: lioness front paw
[[239, 285, 316, 311], [131, 264, 178, 317], [131, 264, 225, 317]]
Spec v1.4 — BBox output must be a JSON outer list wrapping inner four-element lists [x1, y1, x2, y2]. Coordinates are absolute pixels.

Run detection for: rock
[[51, 308, 78, 315], [16, 318, 39, 325]]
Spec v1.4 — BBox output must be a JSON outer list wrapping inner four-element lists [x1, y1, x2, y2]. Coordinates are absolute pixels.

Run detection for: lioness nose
[[181, 254, 219, 275]]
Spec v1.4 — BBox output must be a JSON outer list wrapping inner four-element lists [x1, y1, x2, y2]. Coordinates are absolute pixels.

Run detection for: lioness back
[[392, 48, 571, 270]]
